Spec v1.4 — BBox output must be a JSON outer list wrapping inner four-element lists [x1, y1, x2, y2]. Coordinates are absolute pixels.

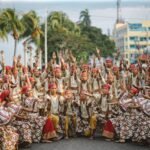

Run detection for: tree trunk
[[39, 48, 42, 69], [24, 42, 27, 67], [14, 39, 17, 57], [30, 48, 33, 68]]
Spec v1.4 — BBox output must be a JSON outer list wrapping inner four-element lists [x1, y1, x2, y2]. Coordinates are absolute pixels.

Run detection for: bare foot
[[105, 138, 112, 142], [41, 140, 52, 143], [65, 136, 69, 140], [115, 139, 125, 143]]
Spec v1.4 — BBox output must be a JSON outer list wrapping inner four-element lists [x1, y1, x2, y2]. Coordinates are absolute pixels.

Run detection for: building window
[[128, 23, 147, 31], [141, 45, 147, 48], [126, 54, 128, 58], [130, 45, 136, 49], [140, 37, 147, 41], [129, 36, 138, 41]]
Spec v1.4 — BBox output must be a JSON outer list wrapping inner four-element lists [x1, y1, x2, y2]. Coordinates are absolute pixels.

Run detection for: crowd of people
[[0, 49, 149, 149]]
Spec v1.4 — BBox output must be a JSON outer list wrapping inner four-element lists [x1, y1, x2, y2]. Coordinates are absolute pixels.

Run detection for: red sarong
[[43, 118, 55, 134], [102, 120, 115, 139]]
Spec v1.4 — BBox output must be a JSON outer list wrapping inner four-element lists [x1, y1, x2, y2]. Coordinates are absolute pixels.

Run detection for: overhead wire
[[90, 15, 150, 20]]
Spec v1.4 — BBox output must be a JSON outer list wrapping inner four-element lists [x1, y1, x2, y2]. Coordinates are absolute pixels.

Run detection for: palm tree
[[0, 23, 7, 41], [21, 10, 43, 46], [48, 11, 81, 36], [20, 11, 43, 66], [0, 8, 24, 57], [79, 9, 91, 27], [48, 11, 68, 31]]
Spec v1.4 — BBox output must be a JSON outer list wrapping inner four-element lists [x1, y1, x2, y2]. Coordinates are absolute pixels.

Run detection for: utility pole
[[39, 48, 42, 69], [116, 0, 124, 24], [45, 10, 48, 68], [116, 0, 120, 23]]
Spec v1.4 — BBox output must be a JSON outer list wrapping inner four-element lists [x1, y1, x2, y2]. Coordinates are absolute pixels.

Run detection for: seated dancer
[[90, 67, 101, 94], [11, 64, 22, 103], [42, 111, 57, 142], [85, 84, 111, 139], [131, 88, 150, 144], [54, 67, 66, 95], [31, 68, 45, 99], [0, 90, 19, 150], [102, 86, 140, 143], [106, 73, 123, 119], [63, 89, 76, 139], [1, 74, 11, 90], [68, 64, 79, 95], [22, 83, 57, 143], [79, 71, 91, 93], [76, 90, 91, 137], [21, 86, 46, 143], [6, 88, 33, 148], [44, 82, 64, 140], [103, 57, 113, 78]]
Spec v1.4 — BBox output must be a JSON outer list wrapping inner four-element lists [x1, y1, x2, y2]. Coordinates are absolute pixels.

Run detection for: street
[[21, 137, 149, 150]]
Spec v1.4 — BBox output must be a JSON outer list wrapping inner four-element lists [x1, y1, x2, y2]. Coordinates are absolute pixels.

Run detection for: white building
[[113, 20, 150, 63]]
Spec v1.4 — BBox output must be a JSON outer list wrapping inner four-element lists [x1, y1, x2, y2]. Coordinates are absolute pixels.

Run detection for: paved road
[[21, 137, 149, 150]]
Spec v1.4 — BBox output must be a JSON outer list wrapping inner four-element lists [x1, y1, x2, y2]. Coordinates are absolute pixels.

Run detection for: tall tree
[[79, 9, 91, 27], [20, 10, 44, 67], [21, 10, 43, 46], [0, 8, 24, 57], [48, 11, 80, 35], [48, 11, 68, 32]]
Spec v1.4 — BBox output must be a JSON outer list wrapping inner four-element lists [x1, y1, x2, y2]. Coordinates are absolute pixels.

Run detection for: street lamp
[[45, 10, 48, 68], [0, 50, 4, 65], [37, 48, 42, 69]]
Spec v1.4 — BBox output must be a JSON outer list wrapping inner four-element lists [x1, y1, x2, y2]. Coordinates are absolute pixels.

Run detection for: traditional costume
[[0, 91, 19, 150]]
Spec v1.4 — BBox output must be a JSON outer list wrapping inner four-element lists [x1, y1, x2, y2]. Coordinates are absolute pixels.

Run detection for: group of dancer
[[0, 49, 149, 149]]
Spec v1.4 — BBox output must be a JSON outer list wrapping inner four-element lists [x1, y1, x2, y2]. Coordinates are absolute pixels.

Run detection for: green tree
[[0, 8, 24, 57], [21, 10, 43, 46], [80, 25, 115, 57], [48, 11, 80, 36], [42, 11, 115, 62], [79, 9, 91, 27], [48, 11, 69, 32], [0, 9, 115, 63]]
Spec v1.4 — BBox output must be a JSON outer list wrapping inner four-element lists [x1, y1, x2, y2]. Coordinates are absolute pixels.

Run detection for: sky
[[0, 0, 149, 2], [0, 0, 150, 65]]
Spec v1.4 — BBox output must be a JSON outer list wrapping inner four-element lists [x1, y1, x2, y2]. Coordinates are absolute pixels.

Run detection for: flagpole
[[45, 10, 48, 68]]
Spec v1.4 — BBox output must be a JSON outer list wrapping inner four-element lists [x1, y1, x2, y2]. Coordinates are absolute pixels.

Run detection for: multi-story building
[[113, 20, 150, 63]]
